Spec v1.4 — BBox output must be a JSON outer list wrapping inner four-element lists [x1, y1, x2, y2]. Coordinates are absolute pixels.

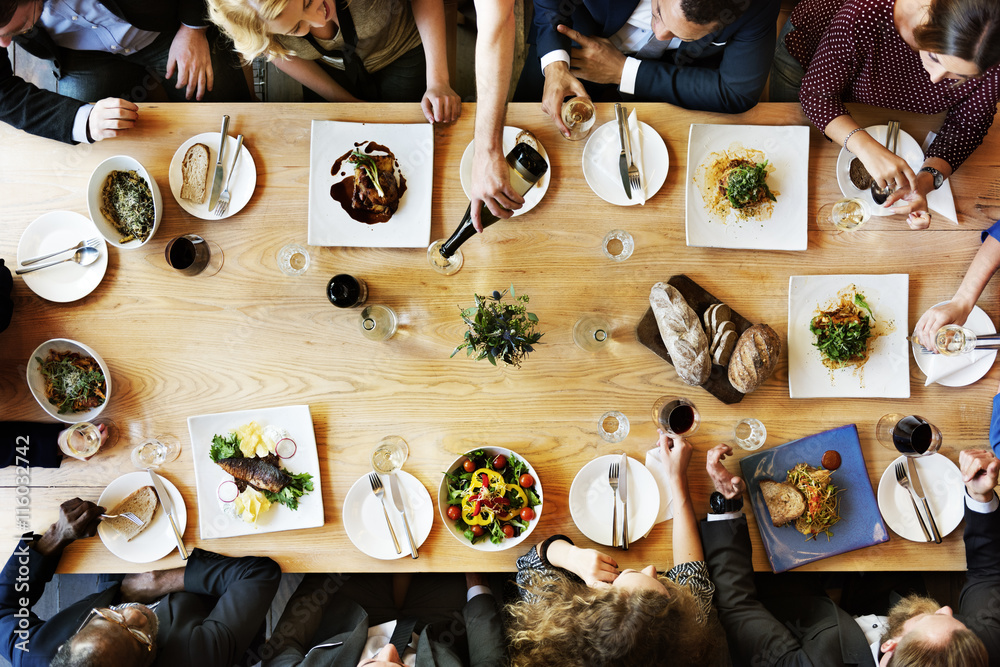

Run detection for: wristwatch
[[709, 492, 743, 514], [919, 166, 944, 190]]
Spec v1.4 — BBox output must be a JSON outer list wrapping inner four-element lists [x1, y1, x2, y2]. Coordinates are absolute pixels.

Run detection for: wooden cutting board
[[636, 274, 753, 405]]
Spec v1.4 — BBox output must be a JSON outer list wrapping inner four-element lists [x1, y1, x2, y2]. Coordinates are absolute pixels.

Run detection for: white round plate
[[582, 120, 668, 206], [912, 303, 997, 386], [16, 211, 108, 303], [343, 471, 433, 560], [459, 126, 550, 217], [877, 454, 963, 542], [87, 155, 162, 249], [26, 338, 110, 423], [169, 133, 257, 219], [569, 455, 660, 546], [97, 471, 187, 563], [836, 125, 923, 217]]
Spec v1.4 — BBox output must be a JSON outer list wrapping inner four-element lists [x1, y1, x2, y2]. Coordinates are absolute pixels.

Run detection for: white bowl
[[26, 338, 111, 423], [87, 155, 162, 249], [438, 446, 543, 551]]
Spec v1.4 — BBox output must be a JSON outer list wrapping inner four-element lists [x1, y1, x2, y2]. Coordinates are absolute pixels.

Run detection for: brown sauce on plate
[[821, 450, 842, 471]]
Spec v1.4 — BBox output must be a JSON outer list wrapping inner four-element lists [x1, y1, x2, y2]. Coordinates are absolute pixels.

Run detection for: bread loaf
[[180, 143, 210, 204], [728, 324, 781, 393], [649, 282, 711, 386], [105, 486, 158, 541]]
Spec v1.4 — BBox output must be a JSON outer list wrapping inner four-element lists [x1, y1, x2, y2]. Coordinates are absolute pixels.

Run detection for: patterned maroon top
[[785, 0, 1000, 170]]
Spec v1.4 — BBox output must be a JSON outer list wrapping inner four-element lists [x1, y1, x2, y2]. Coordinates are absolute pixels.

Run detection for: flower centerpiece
[[452, 286, 543, 367]]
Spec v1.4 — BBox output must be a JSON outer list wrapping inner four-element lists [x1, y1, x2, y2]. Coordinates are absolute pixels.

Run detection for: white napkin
[[627, 109, 646, 205], [920, 132, 958, 224], [922, 348, 991, 385], [644, 447, 674, 523]]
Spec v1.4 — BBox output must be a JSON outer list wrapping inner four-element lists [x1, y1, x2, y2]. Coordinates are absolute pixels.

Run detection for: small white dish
[[97, 471, 187, 563], [16, 211, 108, 303], [912, 303, 997, 386], [836, 125, 924, 218], [26, 338, 110, 423], [459, 126, 550, 217], [88, 155, 162, 248], [343, 471, 433, 560], [569, 454, 660, 547], [169, 133, 257, 220], [876, 454, 963, 542], [582, 120, 668, 207]]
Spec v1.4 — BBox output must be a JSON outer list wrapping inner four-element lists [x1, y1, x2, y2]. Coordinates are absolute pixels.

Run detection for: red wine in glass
[[652, 397, 700, 436], [892, 415, 941, 456]]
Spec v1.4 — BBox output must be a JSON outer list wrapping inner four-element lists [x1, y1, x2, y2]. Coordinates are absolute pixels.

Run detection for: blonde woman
[[506, 431, 718, 666], [208, 0, 460, 122]]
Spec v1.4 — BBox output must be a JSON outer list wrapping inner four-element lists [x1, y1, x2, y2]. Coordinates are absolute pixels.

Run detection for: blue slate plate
[[740, 424, 889, 573]]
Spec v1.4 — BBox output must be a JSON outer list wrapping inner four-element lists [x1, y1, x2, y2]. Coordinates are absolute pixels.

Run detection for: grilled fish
[[216, 457, 291, 494]]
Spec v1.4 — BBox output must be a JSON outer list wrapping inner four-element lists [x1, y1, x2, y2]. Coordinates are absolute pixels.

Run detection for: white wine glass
[[131, 435, 181, 469]]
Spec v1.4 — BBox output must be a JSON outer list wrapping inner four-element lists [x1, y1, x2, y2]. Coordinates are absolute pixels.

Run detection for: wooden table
[[1, 102, 998, 573]]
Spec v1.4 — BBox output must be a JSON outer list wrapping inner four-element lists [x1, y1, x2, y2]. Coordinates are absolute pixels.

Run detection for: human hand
[[541, 61, 588, 138], [87, 99, 139, 141], [121, 566, 185, 603], [36, 498, 103, 556], [469, 147, 523, 232], [914, 300, 971, 350], [884, 188, 931, 229], [858, 144, 918, 194], [706, 444, 745, 499], [658, 430, 691, 487], [464, 572, 487, 589], [550, 542, 619, 587], [557, 24, 626, 86], [421, 84, 461, 124], [166, 25, 214, 100], [960, 449, 999, 504]]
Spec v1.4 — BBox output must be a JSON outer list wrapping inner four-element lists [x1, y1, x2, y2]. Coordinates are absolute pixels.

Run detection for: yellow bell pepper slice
[[462, 504, 494, 525]]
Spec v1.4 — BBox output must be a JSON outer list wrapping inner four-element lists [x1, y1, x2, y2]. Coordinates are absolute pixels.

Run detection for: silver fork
[[21, 237, 100, 266], [621, 111, 642, 196], [368, 472, 401, 554], [101, 512, 143, 526], [894, 461, 931, 542], [608, 462, 619, 548], [213, 134, 244, 217], [627, 161, 641, 197]]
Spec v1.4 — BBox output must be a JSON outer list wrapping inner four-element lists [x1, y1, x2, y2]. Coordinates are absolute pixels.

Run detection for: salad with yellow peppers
[[444, 449, 541, 545]]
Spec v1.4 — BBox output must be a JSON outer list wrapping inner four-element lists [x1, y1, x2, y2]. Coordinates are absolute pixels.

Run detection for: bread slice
[[180, 143, 210, 204], [760, 480, 805, 527], [105, 486, 158, 541]]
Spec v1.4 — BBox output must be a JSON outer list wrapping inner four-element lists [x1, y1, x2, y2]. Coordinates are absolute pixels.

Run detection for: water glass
[[277, 243, 310, 276], [573, 315, 610, 351], [652, 396, 699, 436], [371, 435, 409, 473], [165, 234, 213, 276], [598, 411, 630, 443], [603, 230, 634, 261], [360, 305, 398, 341], [560, 97, 596, 141], [131, 435, 181, 469], [734, 418, 767, 451]]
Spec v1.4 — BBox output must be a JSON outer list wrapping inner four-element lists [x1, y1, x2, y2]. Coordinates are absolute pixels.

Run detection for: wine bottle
[[438, 142, 549, 258]]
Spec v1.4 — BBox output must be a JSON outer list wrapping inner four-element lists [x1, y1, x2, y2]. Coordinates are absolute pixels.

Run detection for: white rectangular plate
[[308, 120, 433, 247], [788, 274, 910, 398], [189, 404, 324, 538], [685, 124, 809, 250]]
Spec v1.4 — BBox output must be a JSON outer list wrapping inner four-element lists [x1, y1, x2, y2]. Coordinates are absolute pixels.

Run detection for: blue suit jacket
[[532, 0, 780, 113]]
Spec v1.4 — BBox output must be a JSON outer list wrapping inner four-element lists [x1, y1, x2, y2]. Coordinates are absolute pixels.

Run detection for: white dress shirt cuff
[[73, 105, 94, 144], [467, 585, 491, 602], [540, 50, 570, 75], [965, 491, 999, 514], [618, 57, 642, 95], [706, 512, 743, 522]]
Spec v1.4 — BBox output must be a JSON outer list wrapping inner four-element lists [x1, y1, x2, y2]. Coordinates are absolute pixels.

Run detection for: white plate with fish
[[97, 471, 187, 563], [685, 124, 809, 251], [343, 471, 433, 560], [188, 405, 324, 539], [308, 120, 432, 247], [836, 125, 923, 218], [16, 211, 108, 303], [788, 274, 909, 398], [458, 126, 551, 217], [169, 133, 257, 220], [581, 120, 668, 206]]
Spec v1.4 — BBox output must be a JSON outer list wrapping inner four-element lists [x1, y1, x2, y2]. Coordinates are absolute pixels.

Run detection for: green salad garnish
[[725, 161, 777, 209], [348, 151, 385, 198]]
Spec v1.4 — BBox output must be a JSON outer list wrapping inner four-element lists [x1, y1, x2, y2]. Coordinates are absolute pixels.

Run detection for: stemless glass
[[875, 414, 942, 456], [573, 315, 610, 351], [165, 234, 216, 276], [598, 411, 630, 443], [371, 435, 409, 473], [560, 96, 596, 141], [602, 229, 634, 262], [824, 197, 871, 231], [360, 305, 398, 341], [277, 243, 310, 276], [652, 396, 700, 436], [131, 435, 181, 469], [734, 418, 767, 451]]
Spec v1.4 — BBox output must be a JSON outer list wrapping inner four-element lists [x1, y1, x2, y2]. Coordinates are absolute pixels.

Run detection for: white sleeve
[[466, 585, 492, 602], [540, 49, 570, 74], [706, 512, 744, 522], [618, 57, 642, 95], [965, 490, 999, 514], [72, 105, 94, 144]]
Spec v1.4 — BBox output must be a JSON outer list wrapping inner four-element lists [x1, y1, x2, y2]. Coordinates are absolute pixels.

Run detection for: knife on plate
[[619, 452, 629, 550], [147, 469, 188, 559], [615, 104, 632, 200], [389, 472, 418, 558], [208, 115, 230, 211], [906, 457, 941, 544]]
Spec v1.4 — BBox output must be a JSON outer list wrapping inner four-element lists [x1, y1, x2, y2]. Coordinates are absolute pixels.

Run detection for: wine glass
[[165, 234, 223, 277], [875, 414, 942, 456], [58, 419, 119, 460], [427, 240, 463, 276], [933, 324, 976, 356], [652, 396, 699, 436], [371, 436, 409, 473], [560, 97, 596, 141], [131, 435, 181, 469], [822, 197, 871, 231]]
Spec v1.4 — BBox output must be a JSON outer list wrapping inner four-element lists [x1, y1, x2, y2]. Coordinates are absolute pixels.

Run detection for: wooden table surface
[[1, 102, 999, 574]]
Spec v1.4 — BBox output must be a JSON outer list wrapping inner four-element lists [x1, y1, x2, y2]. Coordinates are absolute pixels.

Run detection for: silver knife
[[147, 469, 188, 559], [208, 115, 230, 210], [618, 452, 629, 550], [389, 472, 418, 558], [907, 457, 941, 544], [615, 103, 632, 199]]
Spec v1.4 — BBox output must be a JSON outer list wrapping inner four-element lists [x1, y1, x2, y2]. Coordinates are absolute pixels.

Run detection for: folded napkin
[[644, 447, 674, 523], [921, 132, 958, 224], [922, 348, 990, 385], [627, 109, 646, 205]]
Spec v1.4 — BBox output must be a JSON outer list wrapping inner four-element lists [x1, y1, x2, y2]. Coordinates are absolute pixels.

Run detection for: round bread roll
[[727, 324, 781, 393]]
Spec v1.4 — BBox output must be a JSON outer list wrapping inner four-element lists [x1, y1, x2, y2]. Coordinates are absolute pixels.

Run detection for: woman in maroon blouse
[[770, 0, 1000, 228]]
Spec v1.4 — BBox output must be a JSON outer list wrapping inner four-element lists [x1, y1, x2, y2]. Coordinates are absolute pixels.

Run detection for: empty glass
[[131, 435, 181, 469], [371, 435, 409, 473], [360, 305, 398, 340], [603, 230, 634, 261], [598, 411, 629, 443], [277, 243, 310, 276], [573, 315, 610, 351], [734, 418, 767, 451]]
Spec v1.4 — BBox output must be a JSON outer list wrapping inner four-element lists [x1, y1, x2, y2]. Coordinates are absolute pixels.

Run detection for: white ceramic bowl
[[87, 155, 162, 249], [438, 446, 543, 551], [26, 338, 111, 423]]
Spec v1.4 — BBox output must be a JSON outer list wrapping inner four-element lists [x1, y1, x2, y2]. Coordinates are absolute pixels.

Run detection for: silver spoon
[[871, 120, 900, 205], [16, 246, 100, 274]]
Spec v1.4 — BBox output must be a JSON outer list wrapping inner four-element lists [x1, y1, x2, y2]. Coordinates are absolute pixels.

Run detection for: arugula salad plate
[[787, 274, 910, 398], [189, 405, 324, 539]]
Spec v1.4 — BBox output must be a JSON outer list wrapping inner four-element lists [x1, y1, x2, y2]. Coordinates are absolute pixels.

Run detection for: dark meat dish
[[352, 154, 400, 216], [216, 456, 291, 494]]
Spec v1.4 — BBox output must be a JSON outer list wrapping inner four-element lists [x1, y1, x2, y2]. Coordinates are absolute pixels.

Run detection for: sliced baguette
[[105, 485, 158, 541], [180, 143, 210, 204], [760, 480, 805, 527]]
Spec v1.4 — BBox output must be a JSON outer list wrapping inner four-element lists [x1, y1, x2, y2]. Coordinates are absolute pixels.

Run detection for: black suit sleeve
[[464, 593, 504, 667], [1, 423, 64, 469], [960, 504, 1000, 661], [0, 49, 86, 144]]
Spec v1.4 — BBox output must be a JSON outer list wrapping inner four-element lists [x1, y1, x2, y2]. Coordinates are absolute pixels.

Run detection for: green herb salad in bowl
[[26, 338, 110, 423], [438, 447, 542, 551], [87, 155, 162, 249]]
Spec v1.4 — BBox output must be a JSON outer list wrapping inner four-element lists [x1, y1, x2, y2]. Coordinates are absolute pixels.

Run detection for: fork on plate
[[213, 134, 244, 217], [368, 472, 401, 554], [100, 512, 144, 526], [894, 461, 931, 542], [608, 462, 619, 548]]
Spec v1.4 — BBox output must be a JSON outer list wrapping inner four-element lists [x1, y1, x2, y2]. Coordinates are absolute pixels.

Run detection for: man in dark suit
[[517, 0, 779, 135], [0, 497, 281, 667], [0, 0, 250, 144], [699, 444, 1000, 666]]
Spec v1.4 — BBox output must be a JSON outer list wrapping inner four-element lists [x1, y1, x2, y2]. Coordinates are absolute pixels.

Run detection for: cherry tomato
[[462, 458, 476, 473], [493, 454, 507, 470], [518, 473, 534, 488], [520, 507, 535, 521], [446, 505, 461, 521], [502, 524, 515, 539], [471, 525, 485, 537]]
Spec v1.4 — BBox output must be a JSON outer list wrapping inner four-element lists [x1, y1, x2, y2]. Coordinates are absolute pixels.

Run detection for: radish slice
[[218, 481, 239, 503], [276, 438, 297, 459]]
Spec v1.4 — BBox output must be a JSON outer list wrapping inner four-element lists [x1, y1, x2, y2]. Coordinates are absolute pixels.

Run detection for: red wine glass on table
[[652, 397, 700, 439], [875, 414, 942, 456], [165, 234, 222, 277]]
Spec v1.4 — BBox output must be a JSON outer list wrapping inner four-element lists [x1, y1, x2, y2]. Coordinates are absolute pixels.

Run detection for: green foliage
[[451, 287, 543, 368], [810, 315, 872, 363], [263, 471, 314, 510], [725, 161, 777, 209], [210, 433, 241, 462]]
